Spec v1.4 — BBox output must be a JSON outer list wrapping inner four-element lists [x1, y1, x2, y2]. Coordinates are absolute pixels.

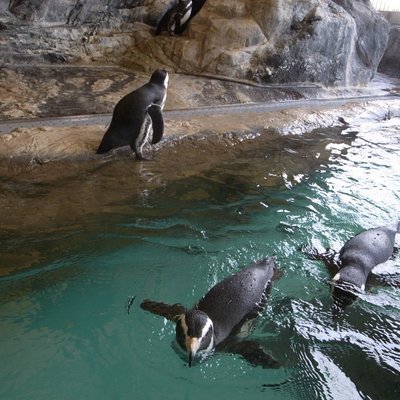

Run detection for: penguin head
[[175, 309, 214, 367], [150, 69, 169, 89], [331, 267, 365, 310]]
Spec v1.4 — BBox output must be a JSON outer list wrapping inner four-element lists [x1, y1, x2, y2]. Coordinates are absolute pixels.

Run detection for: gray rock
[[379, 26, 400, 77], [0, 0, 391, 86]]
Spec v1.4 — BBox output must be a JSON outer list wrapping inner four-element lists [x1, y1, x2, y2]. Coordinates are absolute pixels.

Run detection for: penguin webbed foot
[[223, 340, 280, 369], [136, 154, 153, 162], [369, 272, 400, 288], [130, 148, 152, 162], [140, 299, 186, 321]]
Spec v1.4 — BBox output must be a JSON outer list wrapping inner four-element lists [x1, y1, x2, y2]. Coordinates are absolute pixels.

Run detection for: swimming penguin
[[302, 221, 400, 308], [96, 69, 169, 160], [156, 0, 206, 36], [140, 256, 281, 368]]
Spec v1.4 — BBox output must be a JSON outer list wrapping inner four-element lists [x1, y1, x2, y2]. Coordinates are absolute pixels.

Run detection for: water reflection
[[0, 117, 399, 400]]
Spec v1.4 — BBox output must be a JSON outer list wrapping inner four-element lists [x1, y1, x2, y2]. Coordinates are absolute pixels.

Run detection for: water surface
[[0, 117, 399, 400]]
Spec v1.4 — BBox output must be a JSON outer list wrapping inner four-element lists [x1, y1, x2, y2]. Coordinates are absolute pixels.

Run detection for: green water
[[0, 117, 399, 400]]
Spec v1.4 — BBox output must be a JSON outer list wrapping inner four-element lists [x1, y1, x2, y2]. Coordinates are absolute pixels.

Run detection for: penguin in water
[[156, 0, 206, 36], [301, 221, 400, 309], [140, 256, 281, 368], [96, 69, 168, 160]]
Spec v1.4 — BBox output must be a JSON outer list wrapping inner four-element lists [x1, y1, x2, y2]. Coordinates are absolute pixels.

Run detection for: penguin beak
[[188, 351, 194, 368], [186, 337, 200, 368]]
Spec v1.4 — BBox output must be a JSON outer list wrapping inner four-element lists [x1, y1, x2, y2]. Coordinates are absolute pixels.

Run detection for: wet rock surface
[[1, 99, 399, 276], [0, 64, 399, 166]]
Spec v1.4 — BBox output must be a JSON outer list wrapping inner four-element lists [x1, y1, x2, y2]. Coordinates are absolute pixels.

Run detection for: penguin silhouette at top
[[96, 69, 168, 160], [156, 0, 206, 35], [140, 256, 281, 368], [302, 221, 400, 310]]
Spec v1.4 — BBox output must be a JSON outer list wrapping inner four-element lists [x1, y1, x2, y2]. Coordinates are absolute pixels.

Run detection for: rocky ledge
[[0, 64, 399, 168]]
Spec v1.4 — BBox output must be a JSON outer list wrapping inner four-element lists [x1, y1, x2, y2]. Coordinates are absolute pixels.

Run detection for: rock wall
[[153, 0, 390, 86], [378, 26, 400, 77], [4, 0, 167, 25], [0, 0, 391, 86]]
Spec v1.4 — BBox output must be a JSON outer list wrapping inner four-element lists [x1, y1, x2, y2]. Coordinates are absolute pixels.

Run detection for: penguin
[[156, 0, 192, 35], [301, 221, 400, 308], [156, 0, 206, 36], [96, 69, 169, 160], [140, 256, 281, 368]]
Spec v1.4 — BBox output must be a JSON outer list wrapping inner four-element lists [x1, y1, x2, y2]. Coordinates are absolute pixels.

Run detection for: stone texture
[[379, 26, 400, 77], [0, 0, 392, 86]]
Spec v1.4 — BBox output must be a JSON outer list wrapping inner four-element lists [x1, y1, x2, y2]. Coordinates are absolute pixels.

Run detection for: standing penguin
[[156, 0, 206, 36], [302, 221, 400, 308], [140, 256, 281, 368], [96, 69, 169, 160], [156, 0, 192, 35]]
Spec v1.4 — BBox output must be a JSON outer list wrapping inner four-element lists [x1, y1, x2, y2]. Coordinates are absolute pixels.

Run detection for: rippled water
[[0, 116, 399, 400]]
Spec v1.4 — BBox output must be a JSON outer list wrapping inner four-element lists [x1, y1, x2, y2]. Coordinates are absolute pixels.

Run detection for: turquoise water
[[1, 117, 400, 400]]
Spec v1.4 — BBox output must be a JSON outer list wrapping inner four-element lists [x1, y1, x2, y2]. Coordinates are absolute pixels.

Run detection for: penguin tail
[[96, 139, 111, 154], [96, 145, 109, 154]]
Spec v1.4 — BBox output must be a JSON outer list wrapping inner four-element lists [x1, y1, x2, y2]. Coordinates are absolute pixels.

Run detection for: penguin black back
[[339, 222, 399, 272], [96, 69, 168, 157], [140, 255, 281, 368], [196, 256, 277, 344]]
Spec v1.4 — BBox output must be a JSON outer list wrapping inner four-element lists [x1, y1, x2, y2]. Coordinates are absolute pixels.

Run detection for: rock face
[[0, 0, 391, 86], [379, 26, 400, 77]]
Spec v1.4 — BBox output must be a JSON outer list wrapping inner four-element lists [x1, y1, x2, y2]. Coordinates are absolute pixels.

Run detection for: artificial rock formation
[[379, 26, 400, 77], [147, 0, 391, 86], [0, 0, 392, 86]]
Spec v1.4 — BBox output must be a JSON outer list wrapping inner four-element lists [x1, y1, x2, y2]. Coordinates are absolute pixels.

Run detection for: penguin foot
[[224, 340, 280, 369], [130, 146, 152, 161], [133, 152, 153, 161], [137, 156, 153, 162]]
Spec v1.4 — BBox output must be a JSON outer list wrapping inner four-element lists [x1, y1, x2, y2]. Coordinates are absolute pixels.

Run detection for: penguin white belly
[[180, 6, 192, 26]]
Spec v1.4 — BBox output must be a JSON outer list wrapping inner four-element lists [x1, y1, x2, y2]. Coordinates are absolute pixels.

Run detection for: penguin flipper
[[222, 340, 280, 369], [148, 105, 164, 144], [155, 8, 174, 35], [299, 245, 340, 274], [140, 299, 185, 321]]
